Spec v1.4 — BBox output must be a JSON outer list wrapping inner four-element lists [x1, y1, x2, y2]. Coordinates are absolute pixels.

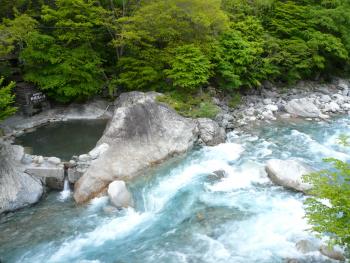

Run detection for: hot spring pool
[[14, 119, 108, 161]]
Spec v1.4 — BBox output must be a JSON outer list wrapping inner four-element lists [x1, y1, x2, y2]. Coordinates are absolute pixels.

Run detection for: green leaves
[[213, 17, 274, 89], [20, 0, 107, 103], [0, 77, 17, 121], [303, 158, 350, 253], [165, 45, 212, 90], [0, 13, 38, 57]]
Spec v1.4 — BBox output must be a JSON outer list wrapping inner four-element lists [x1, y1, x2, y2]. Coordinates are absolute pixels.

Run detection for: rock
[[74, 92, 198, 203], [265, 104, 279, 112], [67, 165, 87, 184], [320, 95, 331, 103], [262, 110, 276, 120], [21, 154, 33, 165], [280, 113, 291, 119], [25, 166, 65, 190], [337, 79, 349, 91], [285, 259, 300, 263], [208, 170, 227, 181], [88, 143, 109, 160], [107, 180, 133, 208], [263, 98, 273, 105], [245, 108, 255, 116], [319, 245, 345, 261], [324, 101, 341, 113], [48, 157, 61, 165], [34, 156, 44, 164], [0, 141, 43, 214], [197, 118, 226, 146], [285, 98, 321, 118], [342, 103, 350, 110], [265, 159, 313, 193], [78, 154, 91, 162], [296, 240, 319, 253]]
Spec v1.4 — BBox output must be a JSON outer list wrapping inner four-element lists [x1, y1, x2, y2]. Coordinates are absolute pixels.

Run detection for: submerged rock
[[285, 98, 321, 118], [107, 180, 133, 208], [265, 159, 313, 193], [0, 141, 43, 214], [74, 92, 199, 203], [197, 118, 226, 146]]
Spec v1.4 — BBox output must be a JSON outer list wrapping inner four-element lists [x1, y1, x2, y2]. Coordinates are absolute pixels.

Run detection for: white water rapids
[[1, 116, 349, 263]]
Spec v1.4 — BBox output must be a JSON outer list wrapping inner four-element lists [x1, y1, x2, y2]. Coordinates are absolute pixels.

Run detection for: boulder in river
[[0, 141, 43, 214], [319, 245, 345, 261], [107, 180, 133, 208], [265, 159, 313, 193], [285, 98, 321, 118], [74, 92, 199, 203], [197, 118, 226, 146]]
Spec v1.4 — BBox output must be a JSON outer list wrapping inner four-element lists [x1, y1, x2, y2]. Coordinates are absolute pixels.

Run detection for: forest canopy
[[0, 0, 350, 102]]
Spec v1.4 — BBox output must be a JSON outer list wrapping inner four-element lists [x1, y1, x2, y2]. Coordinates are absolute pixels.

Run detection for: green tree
[[303, 158, 350, 254], [213, 17, 276, 89], [115, 0, 228, 91], [0, 12, 38, 57], [165, 44, 212, 91], [21, 0, 109, 102], [0, 77, 17, 121]]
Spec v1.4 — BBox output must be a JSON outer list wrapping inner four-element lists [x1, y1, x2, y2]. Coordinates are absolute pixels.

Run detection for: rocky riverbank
[[1, 78, 350, 213], [214, 78, 350, 130]]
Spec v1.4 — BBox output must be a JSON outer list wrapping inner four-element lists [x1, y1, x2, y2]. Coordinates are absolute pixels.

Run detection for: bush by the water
[[157, 92, 220, 119]]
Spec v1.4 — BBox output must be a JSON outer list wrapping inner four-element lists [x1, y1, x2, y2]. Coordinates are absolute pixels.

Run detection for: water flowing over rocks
[[0, 141, 43, 214], [107, 180, 133, 208], [265, 159, 313, 193], [74, 92, 200, 203]]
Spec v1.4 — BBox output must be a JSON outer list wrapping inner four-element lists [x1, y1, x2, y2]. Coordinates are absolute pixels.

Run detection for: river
[[1, 116, 349, 263]]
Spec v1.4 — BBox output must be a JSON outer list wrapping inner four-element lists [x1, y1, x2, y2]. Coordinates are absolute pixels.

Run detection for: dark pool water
[[14, 119, 108, 161]]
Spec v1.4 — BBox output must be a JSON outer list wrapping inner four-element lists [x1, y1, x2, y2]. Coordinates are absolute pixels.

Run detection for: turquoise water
[[14, 119, 108, 161], [1, 116, 350, 263]]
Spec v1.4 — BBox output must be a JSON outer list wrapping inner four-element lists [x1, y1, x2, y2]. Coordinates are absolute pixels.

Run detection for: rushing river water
[[1, 116, 350, 263]]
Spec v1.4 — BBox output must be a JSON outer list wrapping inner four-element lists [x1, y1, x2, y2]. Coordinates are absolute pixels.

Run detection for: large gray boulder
[[265, 159, 313, 193], [285, 98, 321, 118], [197, 118, 226, 146], [74, 92, 199, 203], [0, 141, 43, 214]]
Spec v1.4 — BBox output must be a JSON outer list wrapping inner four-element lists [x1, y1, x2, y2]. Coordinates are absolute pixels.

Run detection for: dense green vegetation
[[303, 136, 350, 255], [0, 0, 350, 114], [303, 157, 350, 255], [0, 77, 17, 121]]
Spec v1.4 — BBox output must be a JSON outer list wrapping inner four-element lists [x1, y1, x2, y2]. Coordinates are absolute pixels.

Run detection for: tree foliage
[[20, 0, 108, 102], [0, 78, 17, 121], [303, 158, 350, 253], [0, 0, 350, 104]]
